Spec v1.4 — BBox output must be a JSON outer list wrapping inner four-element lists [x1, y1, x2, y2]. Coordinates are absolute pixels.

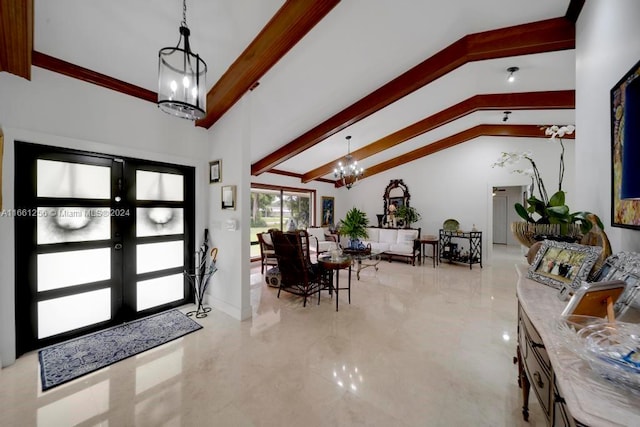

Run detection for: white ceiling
[[33, 0, 575, 182]]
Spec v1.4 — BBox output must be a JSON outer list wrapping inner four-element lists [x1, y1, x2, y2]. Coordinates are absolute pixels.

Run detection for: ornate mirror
[[382, 179, 410, 227]]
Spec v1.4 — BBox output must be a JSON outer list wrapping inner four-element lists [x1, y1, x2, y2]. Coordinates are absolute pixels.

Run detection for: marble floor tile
[[0, 245, 547, 426]]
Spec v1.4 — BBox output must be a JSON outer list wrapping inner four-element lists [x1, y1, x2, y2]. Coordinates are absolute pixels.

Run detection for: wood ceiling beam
[[196, 0, 340, 129], [269, 168, 334, 184], [565, 0, 585, 23], [32, 51, 157, 103], [335, 124, 575, 187], [0, 0, 33, 80], [302, 90, 574, 182], [252, 17, 575, 176]]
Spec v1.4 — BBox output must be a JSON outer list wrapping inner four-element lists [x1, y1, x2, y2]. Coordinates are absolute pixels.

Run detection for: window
[[250, 184, 315, 259]]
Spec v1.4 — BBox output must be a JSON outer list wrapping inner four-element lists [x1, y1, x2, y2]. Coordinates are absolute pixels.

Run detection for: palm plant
[[338, 207, 369, 244]]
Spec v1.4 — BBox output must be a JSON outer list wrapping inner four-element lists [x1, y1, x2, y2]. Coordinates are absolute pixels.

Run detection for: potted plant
[[396, 205, 421, 228], [492, 125, 604, 246], [338, 207, 369, 249]]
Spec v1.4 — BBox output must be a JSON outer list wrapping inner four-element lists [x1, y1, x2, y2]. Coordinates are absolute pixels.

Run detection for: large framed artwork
[[611, 58, 640, 229], [0, 128, 3, 209], [321, 196, 334, 226]]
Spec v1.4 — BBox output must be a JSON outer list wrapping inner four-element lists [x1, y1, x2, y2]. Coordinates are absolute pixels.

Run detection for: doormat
[[38, 309, 202, 391]]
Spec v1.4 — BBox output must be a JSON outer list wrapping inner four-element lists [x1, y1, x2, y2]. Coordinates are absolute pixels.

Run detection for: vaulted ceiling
[[1, 0, 581, 187]]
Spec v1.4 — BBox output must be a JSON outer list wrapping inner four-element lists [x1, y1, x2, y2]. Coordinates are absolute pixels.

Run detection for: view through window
[[250, 185, 314, 258]]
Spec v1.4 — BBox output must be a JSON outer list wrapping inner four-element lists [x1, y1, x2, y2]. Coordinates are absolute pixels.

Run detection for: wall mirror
[[382, 179, 410, 227]]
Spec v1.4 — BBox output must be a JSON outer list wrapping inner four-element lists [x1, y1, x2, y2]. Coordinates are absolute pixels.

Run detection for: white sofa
[[361, 227, 421, 265], [306, 227, 339, 255]]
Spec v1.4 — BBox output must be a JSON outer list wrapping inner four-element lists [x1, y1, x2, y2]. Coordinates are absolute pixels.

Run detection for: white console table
[[515, 264, 640, 426]]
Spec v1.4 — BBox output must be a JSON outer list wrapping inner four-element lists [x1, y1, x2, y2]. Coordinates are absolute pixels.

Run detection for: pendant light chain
[[182, 0, 188, 28]]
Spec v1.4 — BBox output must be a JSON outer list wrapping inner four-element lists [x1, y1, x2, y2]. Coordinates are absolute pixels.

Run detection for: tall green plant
[[338, 207, 369, 240]]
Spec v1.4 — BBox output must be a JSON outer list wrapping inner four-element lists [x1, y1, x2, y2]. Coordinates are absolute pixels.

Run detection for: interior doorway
[[492, 185, 527, 246]]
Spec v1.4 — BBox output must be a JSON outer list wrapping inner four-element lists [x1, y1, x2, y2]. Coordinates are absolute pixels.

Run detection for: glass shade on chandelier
[[334, 136, 364, 189], [158, 0, 207, 120]]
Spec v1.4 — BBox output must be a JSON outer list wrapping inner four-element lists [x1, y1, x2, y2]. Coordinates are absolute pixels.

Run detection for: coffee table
[[342, 248, 382, 280]]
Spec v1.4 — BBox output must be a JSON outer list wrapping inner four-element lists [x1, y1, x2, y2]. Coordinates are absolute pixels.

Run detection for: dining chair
[[257, 231, 278, 274]]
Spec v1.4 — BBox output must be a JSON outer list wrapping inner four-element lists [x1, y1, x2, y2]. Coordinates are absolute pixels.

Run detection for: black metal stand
[[184, 236, 217, 318], [184, 269, 213, 318]]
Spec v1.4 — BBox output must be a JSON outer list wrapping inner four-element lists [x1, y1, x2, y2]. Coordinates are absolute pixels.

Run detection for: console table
[[438, 229, 482, 269], [515, 264, 640, 426]]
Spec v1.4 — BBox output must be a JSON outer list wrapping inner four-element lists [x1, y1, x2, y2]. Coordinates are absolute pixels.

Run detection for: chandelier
[[334, 136, 364, 189], [158, 0, 207, 120]]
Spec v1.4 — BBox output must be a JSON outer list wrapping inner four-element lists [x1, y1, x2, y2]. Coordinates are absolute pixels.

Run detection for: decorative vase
[[349, 238, 360, 249], [376, 214, 384, 228], [510, 222, 582, 248]]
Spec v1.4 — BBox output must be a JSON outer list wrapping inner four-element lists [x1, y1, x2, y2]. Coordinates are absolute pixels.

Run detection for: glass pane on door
[[136, 208, 184, 237], [38, 288, 111, 338], [37, 160, 110, 199], [136, 274, 184, 311], [37, 248, 111, 291], [37, 207, 110, 244], [137, 241, 184, 274], [136, 171, 184, 201]]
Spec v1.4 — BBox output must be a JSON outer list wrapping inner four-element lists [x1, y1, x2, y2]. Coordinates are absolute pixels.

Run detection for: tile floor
[[0, 245, 545, 427]]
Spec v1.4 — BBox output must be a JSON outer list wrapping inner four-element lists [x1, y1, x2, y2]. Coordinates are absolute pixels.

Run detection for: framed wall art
[[209, 159, 221, 184], [528, 240, 602, 290], [611, 58, 640, 229], [221, 185, 236, 210], [321, 196, 334, 226]]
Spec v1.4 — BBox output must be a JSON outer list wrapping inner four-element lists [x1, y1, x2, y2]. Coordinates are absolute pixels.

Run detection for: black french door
[[14, 142, 195, 355]]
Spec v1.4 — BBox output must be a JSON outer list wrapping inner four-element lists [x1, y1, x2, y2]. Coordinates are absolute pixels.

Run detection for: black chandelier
[[334, 136, 364, 189], [158, 0, 207, 120]]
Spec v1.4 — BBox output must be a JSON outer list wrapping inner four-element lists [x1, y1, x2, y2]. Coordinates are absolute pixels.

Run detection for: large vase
[[510, 222, 582, 248]]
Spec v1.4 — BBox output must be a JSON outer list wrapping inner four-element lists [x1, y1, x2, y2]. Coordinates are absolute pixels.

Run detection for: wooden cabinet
[[515, 264, 640, 427]]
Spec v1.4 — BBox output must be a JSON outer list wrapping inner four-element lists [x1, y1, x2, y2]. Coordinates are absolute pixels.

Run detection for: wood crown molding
[[32, 51, 157, 103], [302, 90, 574, 182], [252, 17, 576, 176], [0, 0, 33, 80], [195, 0, 340, 129], [335, 124, 575, 187]]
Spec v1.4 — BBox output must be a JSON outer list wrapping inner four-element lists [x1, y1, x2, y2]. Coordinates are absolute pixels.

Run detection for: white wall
[[0, 68, 209, 366], [576, 0, 640, 253], [335, 135, 576, 263]]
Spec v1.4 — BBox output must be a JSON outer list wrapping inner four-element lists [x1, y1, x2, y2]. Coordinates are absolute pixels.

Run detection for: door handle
[[114, 243, 123, 250]]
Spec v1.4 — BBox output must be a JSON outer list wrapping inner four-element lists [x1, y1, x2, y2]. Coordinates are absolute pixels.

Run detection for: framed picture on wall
[[321, 196, 334, 226], [209, 159, 221, 184], [221, 185, 236, 210], [611, 58, 640, 229]]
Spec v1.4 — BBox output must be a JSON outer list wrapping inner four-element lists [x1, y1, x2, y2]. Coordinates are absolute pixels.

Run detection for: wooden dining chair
[[257, 231, 278, 274]]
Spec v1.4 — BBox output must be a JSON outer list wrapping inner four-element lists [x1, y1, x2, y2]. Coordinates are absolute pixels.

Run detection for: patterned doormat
[[38, 309, 202, 391]]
